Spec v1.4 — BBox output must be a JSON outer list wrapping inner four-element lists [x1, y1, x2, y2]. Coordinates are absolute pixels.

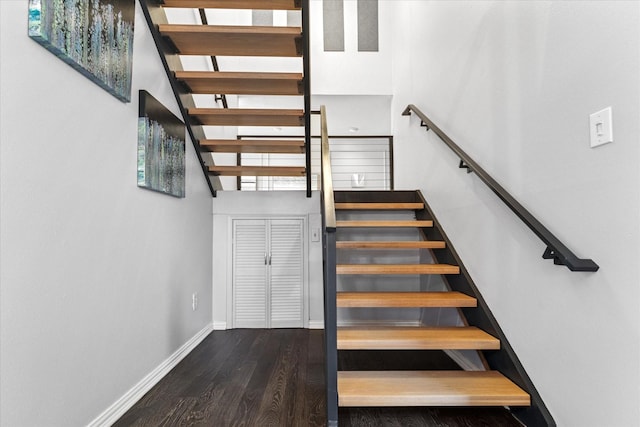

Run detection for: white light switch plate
[[590, 107, 613, 148]]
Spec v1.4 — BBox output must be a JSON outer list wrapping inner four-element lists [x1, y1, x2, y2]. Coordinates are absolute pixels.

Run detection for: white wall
[[211, 191, 324, 329], [390, 1, 640, 426], [0, 1, 213, 426], [310, 0, 393, 95]]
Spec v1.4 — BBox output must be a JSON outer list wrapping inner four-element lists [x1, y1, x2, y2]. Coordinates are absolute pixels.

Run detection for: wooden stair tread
[[336, 240, 445, 249], [200, 139, 304, 154], [337, 264, 460, 275], [337, 371, 530, 407], [189, 108, 304, 127], [337, 326, 499, 350], [158, 24, 301, 57], [336, 291, 476, 308], [175, 71, 303, 96], [337, 220, 433, 228], [208, 165, 305, 176], [335, 202, 424, 210], [160, 0, 301, 10]]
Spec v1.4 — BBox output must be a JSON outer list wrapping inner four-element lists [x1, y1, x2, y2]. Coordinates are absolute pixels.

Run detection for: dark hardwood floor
[[114, 329, 523, 427]]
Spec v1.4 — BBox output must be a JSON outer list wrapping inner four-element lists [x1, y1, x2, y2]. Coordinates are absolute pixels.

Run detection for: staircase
[[140, 0, 311, 196], [329, 190, 554, 426]]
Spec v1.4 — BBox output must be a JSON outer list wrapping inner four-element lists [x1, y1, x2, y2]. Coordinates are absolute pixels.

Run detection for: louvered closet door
[[269, 219, 304, 328], [233, 219, 268, 328]]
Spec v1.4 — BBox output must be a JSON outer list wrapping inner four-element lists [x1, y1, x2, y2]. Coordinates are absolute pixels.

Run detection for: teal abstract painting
[[28, 0, 134, 102], [138, 91, 186, 198]]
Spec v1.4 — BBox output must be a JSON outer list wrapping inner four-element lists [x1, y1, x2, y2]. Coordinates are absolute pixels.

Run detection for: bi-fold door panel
[[269, 219, 304, 328], [233, 219, 268, 328], [232, 218, 304, 329]]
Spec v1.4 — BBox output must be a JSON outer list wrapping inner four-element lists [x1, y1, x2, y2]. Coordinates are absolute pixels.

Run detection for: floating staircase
[[330, 190, 554, 426], [140, 0, 311, 196]]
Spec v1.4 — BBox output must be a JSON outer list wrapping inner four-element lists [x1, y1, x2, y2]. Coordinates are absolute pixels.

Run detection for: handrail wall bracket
[[403, 104, 599, 272], [458, 160, 473, 174]]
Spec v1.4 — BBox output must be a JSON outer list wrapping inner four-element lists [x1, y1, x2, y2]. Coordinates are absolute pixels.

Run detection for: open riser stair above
[[158, 24, 303, 57], [140, 0, 311, 196], [325, 189, 555, 426], [175, 71, 304, 96]]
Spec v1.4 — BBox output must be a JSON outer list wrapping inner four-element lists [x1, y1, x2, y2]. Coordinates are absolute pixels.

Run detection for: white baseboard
[[308, 320, 324, 329], [87, 323, 213, 427], [213, 321, 227, 330]]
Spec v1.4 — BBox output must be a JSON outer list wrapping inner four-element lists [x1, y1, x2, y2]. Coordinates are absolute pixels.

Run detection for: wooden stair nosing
[[175, 71, 303, 96], [336, 291, 476, 308], [336, 240, 446, 249], [189, 108, 304, 127], [337, 264, 460, 275], [160, 0, 301, 10], [208, 165, 305, 177], [336, 220, 433, 228], [337, 371, 531, 407], [158, 24, 302, 57], [335, 202, 424, 210], [199, 139, 305, 154], [337, 326, 500, 350]]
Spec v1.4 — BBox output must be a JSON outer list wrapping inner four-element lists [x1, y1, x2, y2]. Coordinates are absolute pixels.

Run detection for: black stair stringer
[[139, 0, 222, 197], [414, 189, 556, 427]]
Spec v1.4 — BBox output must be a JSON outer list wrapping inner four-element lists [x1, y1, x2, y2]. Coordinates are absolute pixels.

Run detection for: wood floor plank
[[280, 330, 307, 426], [222, 330, 283, 426], [156, 398, 199, 427], [337, 326, 500, 350], [196, 338, 262, 422], [336, 264, 460, 275], [304, 329, 326, 425], [338, 371, 531, 407], [291, 330, 311, 425], [336, 291, 477, 308], [336, 240, 446, 249], [254, 330, 299, 426]]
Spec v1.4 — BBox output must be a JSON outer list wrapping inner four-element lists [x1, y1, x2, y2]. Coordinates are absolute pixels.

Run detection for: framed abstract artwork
[[137, 90, 186, 198], [28, 0, 135, 102]]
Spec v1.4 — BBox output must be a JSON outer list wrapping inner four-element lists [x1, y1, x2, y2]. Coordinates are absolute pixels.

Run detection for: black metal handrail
[[403, 104, 599, 272], [319, 105, 338, 427]]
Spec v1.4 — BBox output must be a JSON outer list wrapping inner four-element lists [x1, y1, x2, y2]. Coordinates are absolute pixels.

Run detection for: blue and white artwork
[[28, 0, 134, 102], [138, 91, 185, 198]]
